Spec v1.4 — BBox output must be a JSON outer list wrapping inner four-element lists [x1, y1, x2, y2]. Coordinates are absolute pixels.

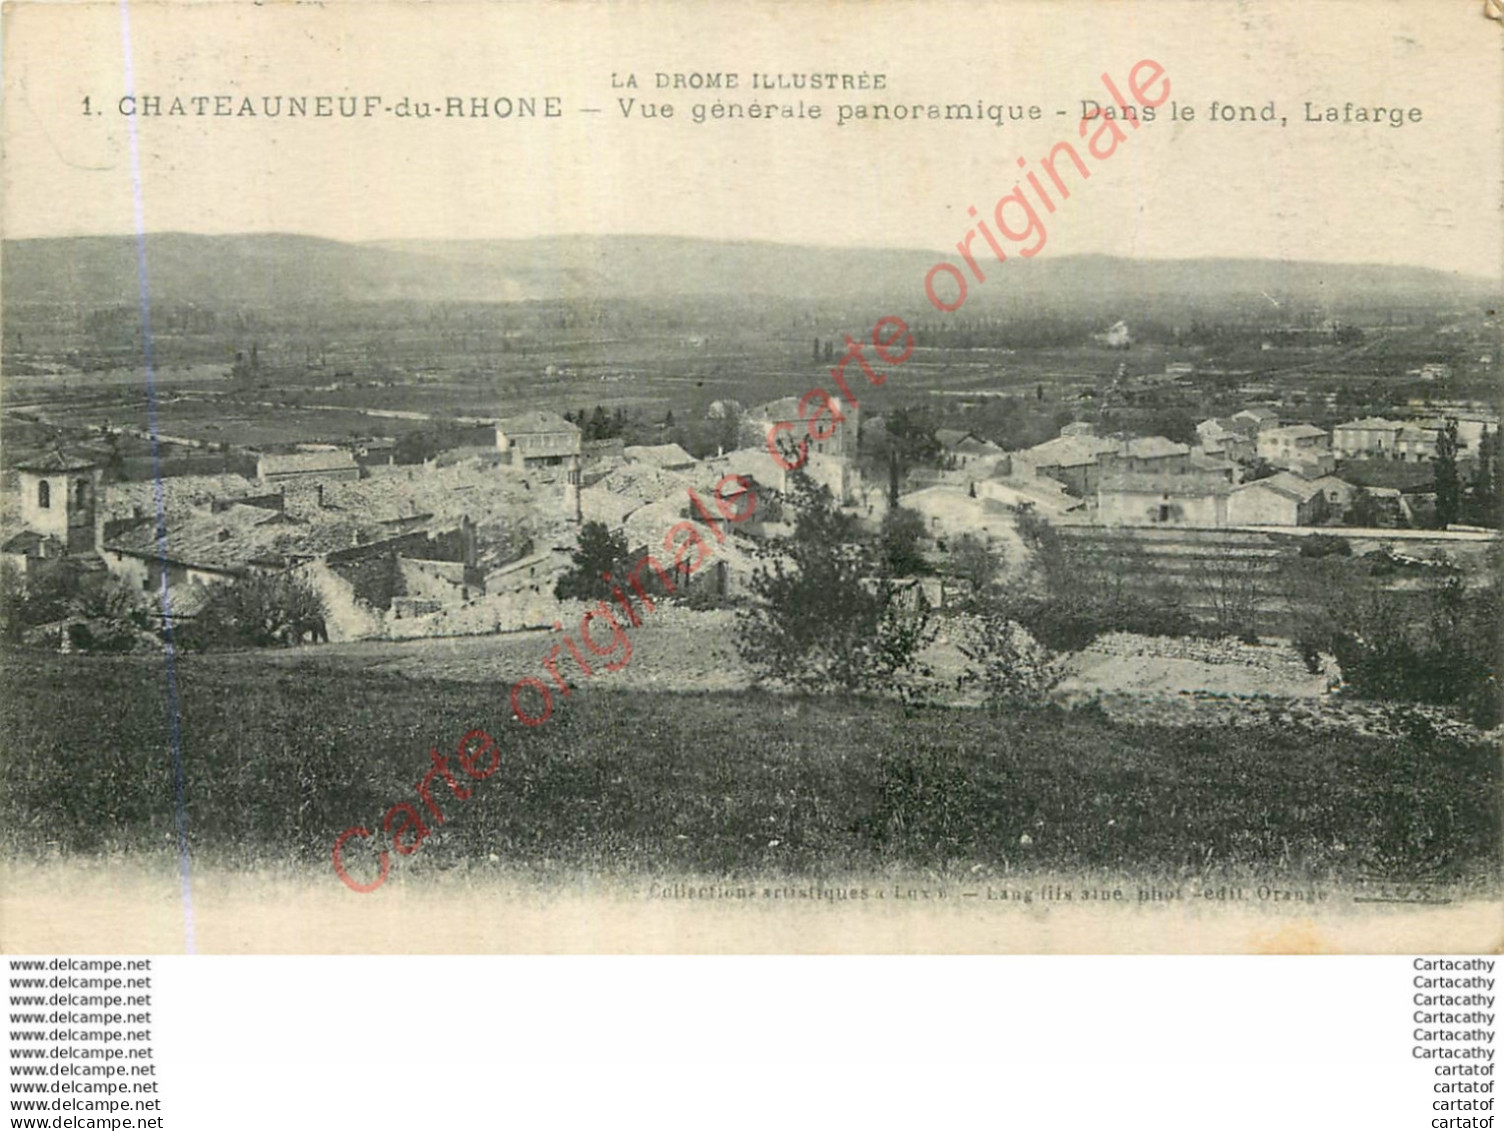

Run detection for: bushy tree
[[736, 471, 935, 695], [68, 578, 155, 652], [949, 532, 1003, 599], [1242, 457, 1279, 483], [880, 507, 929, 577], [1434, 418, 1462, 529], [0, 563, 75, 642], [883, 406, 941, 507], [1467, 427, 1501, 528], [183, 573, 328, 650], [555, 520, 629, 602]]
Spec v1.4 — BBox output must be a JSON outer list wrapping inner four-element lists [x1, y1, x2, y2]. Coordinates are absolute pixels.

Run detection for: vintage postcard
[[0, 0, 1499, 953]]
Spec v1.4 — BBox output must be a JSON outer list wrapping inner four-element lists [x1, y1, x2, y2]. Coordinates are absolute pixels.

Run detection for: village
[[1, 361, 1497, 678]]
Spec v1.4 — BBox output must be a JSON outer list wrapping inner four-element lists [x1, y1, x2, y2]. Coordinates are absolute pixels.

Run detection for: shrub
[[955, 612, 1065, 709], [1300, 534, 1352, 559], [179, 573, 328, 650]]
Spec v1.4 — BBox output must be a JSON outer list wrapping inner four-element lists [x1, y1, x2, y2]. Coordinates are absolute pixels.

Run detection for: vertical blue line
[[118, 0, 195, 955]]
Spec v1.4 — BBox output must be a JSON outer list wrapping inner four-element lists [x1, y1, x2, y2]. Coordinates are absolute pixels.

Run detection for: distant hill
[[2, 232, 1493, 312]]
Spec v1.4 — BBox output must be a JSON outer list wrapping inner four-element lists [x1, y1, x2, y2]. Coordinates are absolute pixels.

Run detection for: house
[[1411, 415, 1493, 456], [936, 429, 1006, 469], [1012, 434, 1120, 496], [1095, 471, 1231, 528], [1102, 436, 1191, 476], [1195, 418, 1255, 463], [0, 530, 67, 578], [1227, 472, 1327, 526], [100, 506, 262, 605], [1059, 421, 1098, 438], [1393, 425, 1439, 463], [1094, 320, 1131, 349], [1231, 407, 1280, 435], [1331, 418, 1405, 461], [745, 395, 859, 461], [1354, 485, 1413, 527], [354, 437, 397, 465], [1256, 424, 1331, 473], [975, 475, 1085, 518], [1308, 476, 1358, 513], [1188, 451, 1240, 483], [257, 450, 360, 484], [495, 410, 582, 468]]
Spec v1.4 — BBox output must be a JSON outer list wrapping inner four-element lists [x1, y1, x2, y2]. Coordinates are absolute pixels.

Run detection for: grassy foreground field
[[0, 648, 1497, 890]]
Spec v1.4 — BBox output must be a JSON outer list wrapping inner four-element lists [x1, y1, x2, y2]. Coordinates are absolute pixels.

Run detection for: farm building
[[1227, 473, 1327, 527], [495, 410, 582, 469], [1332, 417, 1405, 461], [1195, 419, 1255, 463], [1231, 407, 1280, 434], [1101, 436, 1191, 476], [745, 395, 860, 461], [1012, 433, 1121, 496], [1255, 424, 1332, 474], [936, 430, 1007, 471], [1095, 472, 1231, 528], [1393, 425, 1440, 463]]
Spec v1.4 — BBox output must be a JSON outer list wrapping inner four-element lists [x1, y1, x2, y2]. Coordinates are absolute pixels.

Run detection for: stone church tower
[[16, 450, 104, 556]]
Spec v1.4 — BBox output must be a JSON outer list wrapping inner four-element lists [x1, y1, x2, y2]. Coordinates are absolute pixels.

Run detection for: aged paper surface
[[0, 0, 1500, 953]]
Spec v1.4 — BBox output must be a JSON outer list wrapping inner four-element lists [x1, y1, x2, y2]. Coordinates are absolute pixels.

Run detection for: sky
[[3, 0, 1501, 279]]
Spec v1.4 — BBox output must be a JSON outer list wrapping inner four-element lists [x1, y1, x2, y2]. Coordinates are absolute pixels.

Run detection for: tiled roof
[[1098, 471, 1231, 497], [15, 449, 100, 473], [953, 436, 1004, 456], [1235, 472, 1324, 502], [1019, 434, 1119, 468], [624, 443, 697, 468], [1, 531, 62, 555], [258, 450, 358, 476], [104, 502, 377, 572], [1264, 424, 1328, 441], [748, 397, 805, 423], [1122, 436, 1190, 459], [934, 429, 976, 450], [496, 410, 579, 436]]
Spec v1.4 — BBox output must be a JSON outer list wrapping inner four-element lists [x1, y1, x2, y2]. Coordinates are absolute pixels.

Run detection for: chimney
[[461, 514, 477, 568]]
